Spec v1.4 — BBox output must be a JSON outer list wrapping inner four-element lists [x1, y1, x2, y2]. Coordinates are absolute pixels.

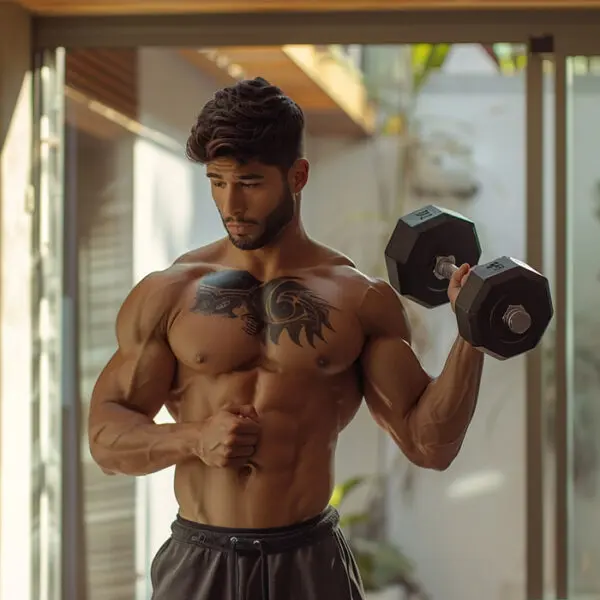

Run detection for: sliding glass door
[[31, 48, 66, 600], [549, 46, 600, 600]]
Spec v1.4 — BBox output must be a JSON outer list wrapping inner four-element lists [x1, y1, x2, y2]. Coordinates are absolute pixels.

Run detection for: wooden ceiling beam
[[17, 0, 600, 17], [180, 46, 376, 138]]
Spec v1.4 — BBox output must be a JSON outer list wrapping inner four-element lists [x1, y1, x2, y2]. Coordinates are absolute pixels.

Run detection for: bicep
[[91, 336, 176, 423], [360, 334, 430, 426], [358, 278, 431, 454], [90, 273, 178, 425]]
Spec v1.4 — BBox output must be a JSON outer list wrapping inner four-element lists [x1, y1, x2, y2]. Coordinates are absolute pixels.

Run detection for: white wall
[[0, 6, 32, 600], [134, 48, 406, 595]]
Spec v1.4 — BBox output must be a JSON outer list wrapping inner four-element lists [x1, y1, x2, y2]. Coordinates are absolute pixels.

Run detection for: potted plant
[[330, 475, 429, 600]]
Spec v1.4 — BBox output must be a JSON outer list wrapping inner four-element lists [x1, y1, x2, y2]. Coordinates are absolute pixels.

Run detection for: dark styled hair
[[186, 77, 305, 171]]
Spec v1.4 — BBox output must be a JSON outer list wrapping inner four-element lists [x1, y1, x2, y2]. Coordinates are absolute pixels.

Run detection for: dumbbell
[[384, 205, 554, 360]]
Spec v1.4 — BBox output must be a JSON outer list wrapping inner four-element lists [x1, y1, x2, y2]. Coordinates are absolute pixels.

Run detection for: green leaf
[[329, 475, 369, 509], [412, 43, 450, 93]]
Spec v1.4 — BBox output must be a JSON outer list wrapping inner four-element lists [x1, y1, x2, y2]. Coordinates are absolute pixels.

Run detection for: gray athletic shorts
[[150, 505, 365, 600]]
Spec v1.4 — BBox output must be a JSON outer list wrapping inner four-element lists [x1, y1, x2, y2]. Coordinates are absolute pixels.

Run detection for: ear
[[288, 158, 309, 195]]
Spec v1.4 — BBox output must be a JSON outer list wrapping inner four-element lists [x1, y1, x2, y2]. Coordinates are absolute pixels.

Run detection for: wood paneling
[[17, 0, 600, 16], [66, 49, 138, 119], [181, 46, 375, 138]]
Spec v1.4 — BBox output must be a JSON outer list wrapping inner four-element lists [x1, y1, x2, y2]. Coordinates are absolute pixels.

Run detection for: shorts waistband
[[171, 505, 340, 554]]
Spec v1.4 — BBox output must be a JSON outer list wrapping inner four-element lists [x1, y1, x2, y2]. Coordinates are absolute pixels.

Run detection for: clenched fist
[[197, 405, 260, 468]]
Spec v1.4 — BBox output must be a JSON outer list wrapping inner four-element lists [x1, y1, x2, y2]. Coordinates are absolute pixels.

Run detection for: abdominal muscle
[[171, 368, 362, 529]]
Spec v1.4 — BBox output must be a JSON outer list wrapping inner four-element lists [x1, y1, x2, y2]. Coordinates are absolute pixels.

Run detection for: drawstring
[[228, 537, 269, 600], [229, 537, 239, 600], [253, 540, 269, 600]]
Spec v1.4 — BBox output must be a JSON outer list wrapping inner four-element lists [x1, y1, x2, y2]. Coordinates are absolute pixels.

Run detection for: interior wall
[[0, 5, 33, 600]]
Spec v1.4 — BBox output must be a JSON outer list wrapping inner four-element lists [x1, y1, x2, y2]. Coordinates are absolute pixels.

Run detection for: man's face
[[206, 158, 297, 251]]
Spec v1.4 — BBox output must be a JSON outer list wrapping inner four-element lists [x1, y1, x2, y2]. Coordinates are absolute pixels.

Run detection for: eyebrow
[[206, 172, 264, 181]]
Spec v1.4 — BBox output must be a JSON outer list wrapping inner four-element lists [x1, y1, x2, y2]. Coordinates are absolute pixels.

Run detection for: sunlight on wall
[[446, 470, 505, 500], [133, 137, 196, 276], [0, 46, 32, 600]]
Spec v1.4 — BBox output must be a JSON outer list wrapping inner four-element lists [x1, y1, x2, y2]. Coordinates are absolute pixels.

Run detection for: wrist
[[456, 334, 484, 356], [171, 422, 205, 461]]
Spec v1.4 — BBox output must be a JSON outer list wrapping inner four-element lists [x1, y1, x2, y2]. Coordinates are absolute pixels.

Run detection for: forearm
[[409, 336, 484, 468], [89, 402, 201, 476]]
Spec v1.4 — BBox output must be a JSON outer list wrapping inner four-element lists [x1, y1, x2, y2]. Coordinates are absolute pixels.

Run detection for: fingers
[[231, 433, 259, 446], [232, 405, 260, 421], [203, 405, 261, 467], [232, 418, 261, 434], [219, 442, 256, 467], [221, 419, 259, 466], [226, 445, 255, 459], [451, 263, 470, 287]]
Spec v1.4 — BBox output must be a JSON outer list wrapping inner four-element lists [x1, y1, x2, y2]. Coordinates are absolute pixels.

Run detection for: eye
[[241, 183, 260, 189], [211, 180, 226, 189]]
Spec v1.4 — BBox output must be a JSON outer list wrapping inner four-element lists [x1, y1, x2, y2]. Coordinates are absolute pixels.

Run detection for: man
[[88, 77, 483, 600]]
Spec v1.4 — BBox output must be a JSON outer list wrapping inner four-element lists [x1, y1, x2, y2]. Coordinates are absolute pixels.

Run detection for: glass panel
[[31, 48, 65, 600], [58, 42, 534, 600], [387, 43, 531, 600], [562, 55, 600, 598]]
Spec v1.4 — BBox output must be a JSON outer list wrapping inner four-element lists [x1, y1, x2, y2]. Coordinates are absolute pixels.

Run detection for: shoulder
[[310, 241, 356, 268], [314, 260, 411, 342], [358, 276, 412, 343], [116, 264, 197, 344]]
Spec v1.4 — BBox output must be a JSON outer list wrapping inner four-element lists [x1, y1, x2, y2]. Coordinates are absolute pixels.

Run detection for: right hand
[[197, 405, 261, 468]]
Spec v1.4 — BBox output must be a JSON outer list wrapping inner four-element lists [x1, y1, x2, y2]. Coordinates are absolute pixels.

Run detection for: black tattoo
[[191, 270, 336, 347]]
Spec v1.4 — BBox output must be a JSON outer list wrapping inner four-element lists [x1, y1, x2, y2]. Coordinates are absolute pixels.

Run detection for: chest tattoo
[[191, 270, 337, 347]]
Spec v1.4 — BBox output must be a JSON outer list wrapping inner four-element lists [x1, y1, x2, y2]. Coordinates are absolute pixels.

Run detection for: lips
[[228, 223, 254, 235]]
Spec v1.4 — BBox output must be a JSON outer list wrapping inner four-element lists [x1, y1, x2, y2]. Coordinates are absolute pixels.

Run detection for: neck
[[229, 217, 311, 277]]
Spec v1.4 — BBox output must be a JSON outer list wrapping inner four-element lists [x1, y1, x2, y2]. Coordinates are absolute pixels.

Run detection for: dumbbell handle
[[433, 256, 532, 335]]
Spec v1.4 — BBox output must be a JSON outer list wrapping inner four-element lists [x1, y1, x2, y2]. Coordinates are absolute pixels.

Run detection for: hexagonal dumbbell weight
[[385, 205, 554, 360]]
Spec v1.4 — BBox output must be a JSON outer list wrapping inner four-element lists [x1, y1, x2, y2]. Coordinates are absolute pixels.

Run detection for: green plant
[[330, 475, 425, 594]]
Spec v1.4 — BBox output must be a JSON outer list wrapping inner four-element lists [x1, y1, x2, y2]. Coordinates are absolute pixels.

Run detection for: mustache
[[224, 218, 259, 225]]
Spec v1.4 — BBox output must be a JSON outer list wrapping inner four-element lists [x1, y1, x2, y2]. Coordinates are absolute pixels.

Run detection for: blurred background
[[1, 3, 600, 600]]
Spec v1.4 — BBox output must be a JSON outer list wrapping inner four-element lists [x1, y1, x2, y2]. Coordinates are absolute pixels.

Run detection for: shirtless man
[[88, 77, 484, 600]]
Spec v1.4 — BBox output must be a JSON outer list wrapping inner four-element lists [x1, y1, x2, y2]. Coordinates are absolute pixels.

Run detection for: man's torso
[[159, 246, 372, 528]]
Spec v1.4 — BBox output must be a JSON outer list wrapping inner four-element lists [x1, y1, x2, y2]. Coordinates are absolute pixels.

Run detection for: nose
[[222, 185, 246, 219]]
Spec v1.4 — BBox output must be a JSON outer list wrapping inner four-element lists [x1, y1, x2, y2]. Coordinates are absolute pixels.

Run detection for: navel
[[239, 465, 253, 479]]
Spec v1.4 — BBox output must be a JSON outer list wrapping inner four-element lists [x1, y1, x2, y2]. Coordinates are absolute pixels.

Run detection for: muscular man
[[88, 77, 484, 600]]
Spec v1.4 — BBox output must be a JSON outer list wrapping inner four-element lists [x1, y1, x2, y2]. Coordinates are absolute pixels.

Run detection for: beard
[[223, 187, 295, 251]]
